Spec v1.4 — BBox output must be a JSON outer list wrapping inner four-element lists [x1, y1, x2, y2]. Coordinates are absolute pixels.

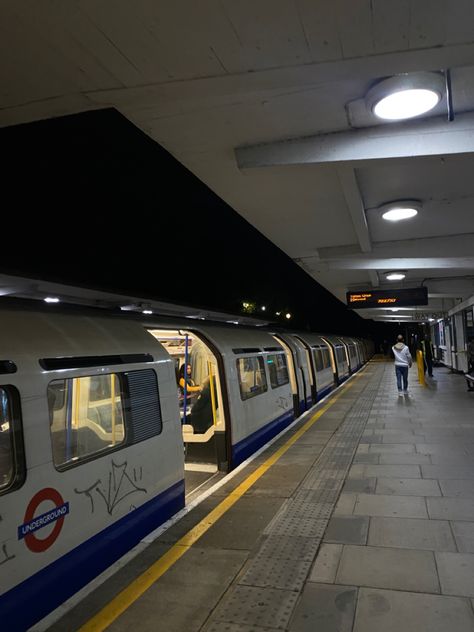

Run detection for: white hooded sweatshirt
[[392, 342, 412, 367]]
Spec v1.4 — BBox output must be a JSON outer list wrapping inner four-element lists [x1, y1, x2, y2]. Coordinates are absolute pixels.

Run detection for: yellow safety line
[[80, 366, 367, 632]]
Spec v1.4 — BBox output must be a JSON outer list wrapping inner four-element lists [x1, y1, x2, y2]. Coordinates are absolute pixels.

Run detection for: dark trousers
[[424, 356, 433, 377], [395, 365, 408, 391]]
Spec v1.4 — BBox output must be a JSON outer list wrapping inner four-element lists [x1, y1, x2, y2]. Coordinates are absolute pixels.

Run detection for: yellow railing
[[416, 350, 426, 386], [208, 361, 217, 426]]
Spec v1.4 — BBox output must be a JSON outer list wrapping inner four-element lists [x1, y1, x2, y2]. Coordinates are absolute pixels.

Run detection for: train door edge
[[273, 334, 301, 418], [322, 337, 339, 384], [294, 335, 318, 404]]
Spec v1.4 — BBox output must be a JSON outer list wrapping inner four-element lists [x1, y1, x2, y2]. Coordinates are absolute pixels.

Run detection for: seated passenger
[[188, 375, 216, 434], [178, 363, 201, 396]]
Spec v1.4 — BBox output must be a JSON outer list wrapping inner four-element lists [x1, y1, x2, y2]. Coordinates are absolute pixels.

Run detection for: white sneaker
[[398, 391, 403, 396], [403, 390, 409, 395]]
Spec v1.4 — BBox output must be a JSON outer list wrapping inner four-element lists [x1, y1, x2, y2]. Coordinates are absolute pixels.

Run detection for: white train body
[[0, 306, 373, 630], [0, 309, 184, 629]]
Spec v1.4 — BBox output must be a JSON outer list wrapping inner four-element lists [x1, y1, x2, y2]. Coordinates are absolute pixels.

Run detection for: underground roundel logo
[[18, 488, 69, 553]]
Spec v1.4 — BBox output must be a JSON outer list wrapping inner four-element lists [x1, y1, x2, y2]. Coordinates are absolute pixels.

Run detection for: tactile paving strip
[[205, 369, 383, 630], [255, 534, 320, 562], [265, 514, 329, 538], [293, 486, 340, 504], [210, 585, 299, 629], [239, 557, 313, 591]]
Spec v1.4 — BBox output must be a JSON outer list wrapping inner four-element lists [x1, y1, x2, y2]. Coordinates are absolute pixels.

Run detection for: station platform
[[41, 359, 474, 632]]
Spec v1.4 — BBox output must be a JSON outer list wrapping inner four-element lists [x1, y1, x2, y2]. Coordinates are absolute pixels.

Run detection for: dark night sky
[[1, 108, 396, 341]]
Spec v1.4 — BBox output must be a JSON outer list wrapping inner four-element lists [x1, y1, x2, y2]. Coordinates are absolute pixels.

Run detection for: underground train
[[0, 304, 373, 630]]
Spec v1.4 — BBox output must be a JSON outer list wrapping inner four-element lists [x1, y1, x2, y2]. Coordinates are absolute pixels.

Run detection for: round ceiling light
[[382, 207, 418, 221], [380, 200, 421, 222], [366, 72, 444, 121], [385, 272, 406, 281]]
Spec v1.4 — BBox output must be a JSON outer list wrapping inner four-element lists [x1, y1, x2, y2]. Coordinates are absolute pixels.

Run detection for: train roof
[[0, 306, 162, 360]]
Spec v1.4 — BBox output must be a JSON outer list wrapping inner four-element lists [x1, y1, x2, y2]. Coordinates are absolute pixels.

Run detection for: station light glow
[[366, 72, 444, 122], [374, 89, 440, 120], [385, 272, 406, 281], [382, 207, 418, 221], [44, 297, 60, 303]]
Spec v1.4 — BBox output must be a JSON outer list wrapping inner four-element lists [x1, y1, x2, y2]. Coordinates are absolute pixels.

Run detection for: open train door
[[147, 328, 228, 496]]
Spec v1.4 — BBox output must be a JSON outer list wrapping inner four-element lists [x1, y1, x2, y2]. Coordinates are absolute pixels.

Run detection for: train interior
[[148, 329, 226, 496], [0, 387, 13, 489], [48, 373, 126, 468]]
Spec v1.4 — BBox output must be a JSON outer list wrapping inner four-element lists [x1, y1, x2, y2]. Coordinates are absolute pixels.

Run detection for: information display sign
[[346, 287, 428, 308]]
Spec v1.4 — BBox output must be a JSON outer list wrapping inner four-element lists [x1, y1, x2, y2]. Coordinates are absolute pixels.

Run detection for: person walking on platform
[[421, 334, 434, 377], [392, 335, 412, 396]]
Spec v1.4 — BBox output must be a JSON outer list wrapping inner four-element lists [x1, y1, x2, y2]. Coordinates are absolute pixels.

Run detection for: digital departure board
[[346, 287, 428, 308]]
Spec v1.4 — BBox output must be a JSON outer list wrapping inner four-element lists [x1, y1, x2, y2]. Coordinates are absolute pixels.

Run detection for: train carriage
[[0, 308, 184, 630], [0, 303, 372, 630]]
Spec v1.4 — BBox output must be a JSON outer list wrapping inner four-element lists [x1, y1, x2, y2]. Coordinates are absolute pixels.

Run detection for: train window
[[237, 356, 267, 400], [322, 348, 331, 368], [267, 353, 289, 388], [0, 386, 25, 494], [336, 347, 346, 363], [49, 373, 126, 468], [314, 349, 324, 372], [89, 374, 118, 402]]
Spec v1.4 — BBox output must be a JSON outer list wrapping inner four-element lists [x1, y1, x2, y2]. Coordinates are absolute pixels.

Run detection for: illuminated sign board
[[346, 287, 428, 308]]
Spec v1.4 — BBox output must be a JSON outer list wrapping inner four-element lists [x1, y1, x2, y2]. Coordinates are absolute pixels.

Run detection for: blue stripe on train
[[231, 409, 295, 467], [0, 479, 185, 632]]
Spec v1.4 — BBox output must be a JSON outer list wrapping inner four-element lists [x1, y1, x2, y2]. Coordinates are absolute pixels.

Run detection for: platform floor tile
[[335, 545, 439, 593], [436, 552, 474, 597], [353, 493, 428, 518], [353, 588, 474, 632], [288, 583, 357, 632], [451, 521, 474, 553], [308, 544, 343, 583], [368, 516, 456, 551], [323, 516, 369, 545]]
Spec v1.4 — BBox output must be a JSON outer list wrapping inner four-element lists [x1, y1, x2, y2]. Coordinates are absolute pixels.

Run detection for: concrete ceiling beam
[[236, 112, 474, 168]]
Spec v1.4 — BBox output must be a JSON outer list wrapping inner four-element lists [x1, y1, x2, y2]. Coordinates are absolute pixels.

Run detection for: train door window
[[465, 308, 474, 339], [267, 353, 289, 388], [302, 347, 314, 386], [49, 373, 126, 468], [322, 348, 331, 368], [237, 356, 267, 400], [314, 348, 323, 372], [272, 336, 298, 395], [0, 386, 24, 494], [335, 347, 346, 366]]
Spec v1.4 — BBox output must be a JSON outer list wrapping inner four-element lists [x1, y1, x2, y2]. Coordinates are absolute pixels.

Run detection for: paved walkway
[[46, 359, 474, 632]]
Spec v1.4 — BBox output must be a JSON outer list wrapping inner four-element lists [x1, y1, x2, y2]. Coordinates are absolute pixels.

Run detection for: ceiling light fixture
[[378, 200, 421, 222], [366, 72, 444, 121], [385, 271, 406, 281], [44, 297, 60, 303]]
